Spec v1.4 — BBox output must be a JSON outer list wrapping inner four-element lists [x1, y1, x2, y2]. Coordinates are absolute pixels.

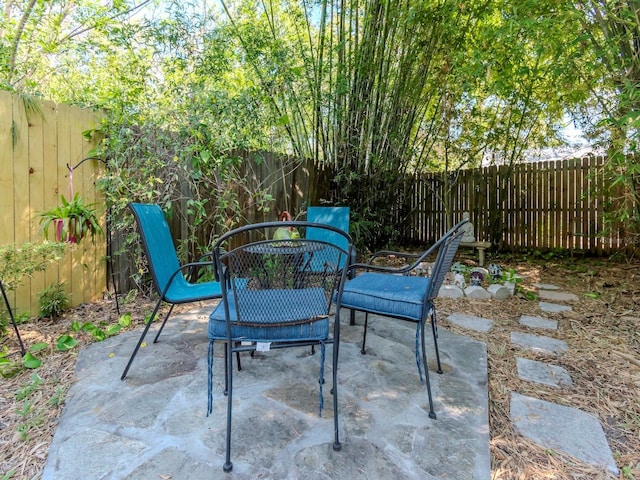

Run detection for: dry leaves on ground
[[1, 254, 639, 479]]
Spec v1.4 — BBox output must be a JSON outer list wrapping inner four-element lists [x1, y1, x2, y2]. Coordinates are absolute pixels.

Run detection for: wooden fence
[[0, 89, 626, 318], [400, 155, 622, 254], [0, 91, 105, 317]]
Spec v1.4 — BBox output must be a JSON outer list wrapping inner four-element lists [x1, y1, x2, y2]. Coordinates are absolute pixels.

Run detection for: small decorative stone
[[454, 273, 466, 289], [438, 284, 465, 298], [464, 285, 492, 299], [503, 281, 516, 295], [488, 283, 511, 299]]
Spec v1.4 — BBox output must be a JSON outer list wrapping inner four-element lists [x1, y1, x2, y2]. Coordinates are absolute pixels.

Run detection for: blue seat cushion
[[209, 288, 329, 342], [340, 272, 430, 322]]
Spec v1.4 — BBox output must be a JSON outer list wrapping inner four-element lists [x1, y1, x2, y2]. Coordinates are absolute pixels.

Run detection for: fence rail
[[401, 156, 622, 253], [0, 91, 105, 316]]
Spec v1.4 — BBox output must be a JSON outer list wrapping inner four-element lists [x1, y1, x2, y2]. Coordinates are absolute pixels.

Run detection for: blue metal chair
[[207, 220, 353, 472], [121, 202, 222, 380], [306, 206, 357, 326], [336, 219, 468, 419], [306, 206, 351, 269]]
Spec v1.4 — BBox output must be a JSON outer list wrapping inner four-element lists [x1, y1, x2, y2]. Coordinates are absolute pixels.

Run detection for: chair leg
[[1, 281, 26, 356], [121, 297, 163, 380], [332, 312, 341, 451], [420, 320, 437, 419], [430, 308, 443, 374], [224, 340, 234, 472], [223, 343, 229, 396], [360, 312, 369, 354], [153, 303, 175, 343]]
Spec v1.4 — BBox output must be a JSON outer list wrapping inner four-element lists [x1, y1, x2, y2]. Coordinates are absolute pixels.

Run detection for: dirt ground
[[1, 252, 639, 479]]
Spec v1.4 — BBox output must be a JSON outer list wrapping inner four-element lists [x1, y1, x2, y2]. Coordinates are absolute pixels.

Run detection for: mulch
[[1, 254, 639, 479]]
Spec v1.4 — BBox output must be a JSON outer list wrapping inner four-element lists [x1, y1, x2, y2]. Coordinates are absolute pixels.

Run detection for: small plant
[[22, 342, 47, 369], [15, 373, 43, 400], [38, 283, 69, 319], [38, 193, 103, 244], [49, 386, 66, 407]]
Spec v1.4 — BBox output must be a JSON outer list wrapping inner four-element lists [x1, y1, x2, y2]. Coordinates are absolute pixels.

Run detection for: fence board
[[0, 91, 16, 310], [402, 156, 626, 254], [0, 94, 104, 316], [12, 94, 31, 314]]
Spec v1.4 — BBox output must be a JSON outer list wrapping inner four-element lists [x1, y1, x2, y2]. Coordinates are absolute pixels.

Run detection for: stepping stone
[[510, 393, 619, 476], [537, 290, 579, 302], [511, 332, 568, 356], [519, 315, 557, 330], [446, 313, 493, 332], [533, 283, 560, 290], [516, 358, 572, 388], [539, 302, 572, 313]]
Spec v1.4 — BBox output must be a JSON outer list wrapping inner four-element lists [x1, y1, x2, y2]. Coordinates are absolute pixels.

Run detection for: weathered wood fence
[[400, 156, 622, 254], [1, 90, 627, 317], [0, 91, 105, 316]]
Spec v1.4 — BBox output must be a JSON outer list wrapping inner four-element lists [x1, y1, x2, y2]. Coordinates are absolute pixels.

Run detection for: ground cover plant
[[0, 252, 638, 479]]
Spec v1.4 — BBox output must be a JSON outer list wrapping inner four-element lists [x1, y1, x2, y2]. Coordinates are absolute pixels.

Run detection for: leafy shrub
[[38, 283, 69, 319]]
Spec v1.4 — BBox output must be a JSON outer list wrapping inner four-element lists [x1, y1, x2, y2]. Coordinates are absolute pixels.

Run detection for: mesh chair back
[[425, 229, 465, 302], [129, 203, 183, 295], [214, 222, 352, 329]]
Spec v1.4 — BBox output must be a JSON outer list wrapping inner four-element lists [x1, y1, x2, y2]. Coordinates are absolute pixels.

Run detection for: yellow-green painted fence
[[0, 91, 105, 317]]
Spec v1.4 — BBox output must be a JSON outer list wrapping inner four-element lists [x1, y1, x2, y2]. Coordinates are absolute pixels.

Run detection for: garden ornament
[[273, 211, 300, 240], [451, 261, 466, 274], [488, 263, 502, 281], [470, 270, 484, 286]]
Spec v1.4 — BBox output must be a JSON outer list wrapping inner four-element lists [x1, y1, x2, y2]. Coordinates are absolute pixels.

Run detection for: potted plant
[[39, 193, 103, 244]]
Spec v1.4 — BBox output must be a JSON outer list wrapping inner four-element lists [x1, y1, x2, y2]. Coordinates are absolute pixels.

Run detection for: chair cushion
[[340, 272, 430, 321], [209, 287, 329, 342]]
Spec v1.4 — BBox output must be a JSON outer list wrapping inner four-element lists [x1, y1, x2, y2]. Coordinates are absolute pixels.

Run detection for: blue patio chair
[[336, 219, 468, 419], [121, 202, 222, 380], [306, 206, 357, 326], [207, 220, 353, 472], [306, 206, 351, 269]]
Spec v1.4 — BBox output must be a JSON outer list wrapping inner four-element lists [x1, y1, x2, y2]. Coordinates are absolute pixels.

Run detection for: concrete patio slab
[[42, 306, 490, 480]]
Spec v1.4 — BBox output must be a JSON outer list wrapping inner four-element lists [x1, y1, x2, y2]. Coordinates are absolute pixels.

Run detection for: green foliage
[[39, 193, 103, 244], [0, 242, 66, 291], [56, 335, 78, 352], [22, 342, 47, 369], [38, 283, 69, 319], [15, 373, 43, 401]]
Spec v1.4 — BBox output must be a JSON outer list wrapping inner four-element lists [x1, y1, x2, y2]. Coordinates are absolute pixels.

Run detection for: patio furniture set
[[120, 202, 468, 472]]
